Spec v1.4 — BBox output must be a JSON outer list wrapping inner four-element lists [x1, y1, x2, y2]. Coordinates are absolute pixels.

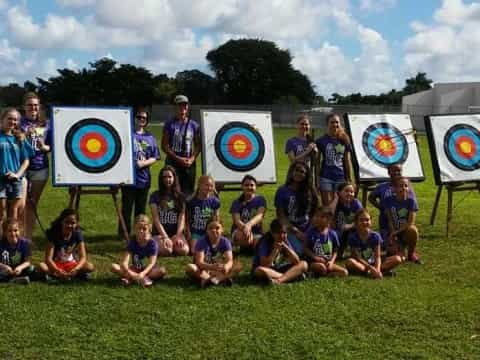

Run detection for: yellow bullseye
[[86, 138, 102, 153], [459, 141, 472, 155], [233, 140, 247, 153], [379, 139, 392, 151]]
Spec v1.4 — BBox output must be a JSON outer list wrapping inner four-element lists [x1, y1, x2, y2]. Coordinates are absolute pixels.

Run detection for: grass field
[[0, 128, 479, 359]]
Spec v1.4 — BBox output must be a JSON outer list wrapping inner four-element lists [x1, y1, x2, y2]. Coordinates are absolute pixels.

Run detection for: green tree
[[206, 39, 315, 104], [175, 70, 218, 104], [402, 72, 433, 95]]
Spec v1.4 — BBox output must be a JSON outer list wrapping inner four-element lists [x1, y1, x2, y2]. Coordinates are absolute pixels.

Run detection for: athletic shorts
[[27, 168, 49, 182], [318, 177, 344, 192], [55, 260, 78, 273]]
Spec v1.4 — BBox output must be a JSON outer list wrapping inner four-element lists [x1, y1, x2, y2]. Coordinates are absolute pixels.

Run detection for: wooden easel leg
[[112, 190, 129, 242], [430, 185, 443, 225], [361, 186, 368, 207], [447, 186, 453, 238]]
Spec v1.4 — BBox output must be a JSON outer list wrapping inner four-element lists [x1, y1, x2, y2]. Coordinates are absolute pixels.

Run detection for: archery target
[[426, 114, 480, 184], [214, 121, 265, 171], [345, 114, 424, 182], [201, 110, 276, 184], [52, 107, 135, 186]]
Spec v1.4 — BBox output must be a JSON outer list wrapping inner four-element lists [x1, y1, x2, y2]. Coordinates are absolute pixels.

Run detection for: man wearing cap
[[161, 95, 201, 196]]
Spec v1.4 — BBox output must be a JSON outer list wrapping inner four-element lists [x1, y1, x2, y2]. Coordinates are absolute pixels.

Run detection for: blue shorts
[[0, 179, 24, 200], [318, 177, 343, 192], [287, 233, 304, 256]]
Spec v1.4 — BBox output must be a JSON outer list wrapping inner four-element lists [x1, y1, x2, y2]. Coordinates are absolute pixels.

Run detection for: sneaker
[[141, 276, 153, 287], [77, 272, 91, 281], [210, 277, 220, 286], [223, 278, 233, 287], [45, 274, 59, 284], [121, 277, 131, 286], [10, 276, 30, 285], [408, 252, 423, 265], [300, 273, 307, 281], [200, 278, 212, 289], [383, 270, 396, 278]]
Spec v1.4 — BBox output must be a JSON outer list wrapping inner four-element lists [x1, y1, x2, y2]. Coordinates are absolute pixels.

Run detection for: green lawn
[[0, 128, 478, 359]]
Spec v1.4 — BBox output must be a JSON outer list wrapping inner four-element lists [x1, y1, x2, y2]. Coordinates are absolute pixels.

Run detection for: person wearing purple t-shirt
[[161, 95, 201, 196], [345, 209, 402, 279], [315, 113, 353, 206], [111, 214, 166, 287], [252, 219, 308, 285], [185, 219, 242, 287], [150, 166, 189, 257], [120, 108, 160, 237], [0, 220, 34, 283], [303, 207, 348, 277], [230, 175, 266, 250], [382, 177, 421, 264], [332, 182, 362, 258], [285, 115, 318, 168], [20, 92, 52, 241], [186, 175, 220, 252], [275, 161, 318, 256]]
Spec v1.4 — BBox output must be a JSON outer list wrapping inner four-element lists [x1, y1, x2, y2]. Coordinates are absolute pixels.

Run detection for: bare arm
[[150, 203, 169, 238]]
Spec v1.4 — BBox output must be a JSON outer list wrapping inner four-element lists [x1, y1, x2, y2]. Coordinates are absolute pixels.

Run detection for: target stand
[[52, 107, 135, 241], [426, 114, 480, 237]]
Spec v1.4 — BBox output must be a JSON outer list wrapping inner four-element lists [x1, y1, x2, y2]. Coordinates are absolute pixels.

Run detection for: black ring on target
[[214, 121, 265, 171], [443, 124, 480, 171], [65, 118, 122, 173], [362, 122, 408, 167]]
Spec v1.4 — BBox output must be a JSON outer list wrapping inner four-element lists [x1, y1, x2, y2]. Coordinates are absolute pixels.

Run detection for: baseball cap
[[174, 95, 189, 104]]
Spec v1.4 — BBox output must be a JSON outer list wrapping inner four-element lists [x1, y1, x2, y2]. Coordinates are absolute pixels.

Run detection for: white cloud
[[56, 0, 95, 8], [404, 0, 480, 82], [359, 0, 396, 13]]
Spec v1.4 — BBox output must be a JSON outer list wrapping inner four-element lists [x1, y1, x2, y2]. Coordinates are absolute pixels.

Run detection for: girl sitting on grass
[[0, 219, 35, 284], [111, 214, 166, 287], [39, 208, 94, 281], [150, 166, 189, 256], [186, 175, 220, 253], [185, 219, 242, 288], [303, 207, 348, 277], [230, 175, 266, 251], [345, 209, 402, 279], [252, 219, 308, 285]]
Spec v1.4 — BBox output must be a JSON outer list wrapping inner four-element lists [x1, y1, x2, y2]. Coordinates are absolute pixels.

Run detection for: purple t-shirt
[[315, 135, 351, 181], [381, 196, 418, 232], [163, 117, 200, 158], [50, 230, 84, 263], [21, 118, 52, 171], [229, 195, 266, 235], [252, 234, 296, 270], [132, 131, 160, 189], [274, 185, 310, 231], [187, 196, 221, 236], [334, 199, 362, 234], [194, 235, 232, 264], [149, 191, 185, 237], [348, 230, 382, 263], [0, 238, 31, 267], [304, 227, 339, 260], [371, 182, 417, 233], [127, 238, 158, 270]]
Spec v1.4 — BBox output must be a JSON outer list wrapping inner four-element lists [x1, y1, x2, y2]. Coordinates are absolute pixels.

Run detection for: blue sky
[[0, 0, 478, 97]]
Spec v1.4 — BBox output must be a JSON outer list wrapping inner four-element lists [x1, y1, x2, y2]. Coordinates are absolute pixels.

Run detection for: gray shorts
[[27, 168, 49, 182]]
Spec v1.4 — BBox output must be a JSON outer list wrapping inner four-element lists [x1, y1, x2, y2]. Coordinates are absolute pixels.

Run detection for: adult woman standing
[[21, 92, 51, 241]]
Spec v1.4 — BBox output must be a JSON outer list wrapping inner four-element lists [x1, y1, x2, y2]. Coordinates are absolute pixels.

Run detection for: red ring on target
[[374, 135, 397, 157], [80, 132, 108, 159], [229, 134, 253, 159]]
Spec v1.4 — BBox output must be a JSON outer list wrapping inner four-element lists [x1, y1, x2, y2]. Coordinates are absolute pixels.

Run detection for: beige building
[[402, 82, 480, 130]]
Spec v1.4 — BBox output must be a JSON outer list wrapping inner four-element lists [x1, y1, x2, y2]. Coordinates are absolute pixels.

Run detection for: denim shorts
[[318, 177, 343, 192], [0, 179, 24, 199]]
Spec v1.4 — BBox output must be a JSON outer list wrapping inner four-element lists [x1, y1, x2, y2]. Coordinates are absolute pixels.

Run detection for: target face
[[443, 124, 480, 171], [345, 114, 424, 182], [65, 118, 122, 173], [362, 122, 408, 167], [52, 107, 134, 186], [214, 121, 265, 171]]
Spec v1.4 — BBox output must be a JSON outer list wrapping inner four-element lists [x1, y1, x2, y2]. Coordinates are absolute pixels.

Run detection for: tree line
[[0, 39, 432, 107]]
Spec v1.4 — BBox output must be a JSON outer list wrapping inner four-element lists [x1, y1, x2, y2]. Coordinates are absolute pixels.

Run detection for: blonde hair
[[135, 214, 151, 226], [1, 107, 21, 122], [195, 175, 217, 198], [23, 92, 46, 126]]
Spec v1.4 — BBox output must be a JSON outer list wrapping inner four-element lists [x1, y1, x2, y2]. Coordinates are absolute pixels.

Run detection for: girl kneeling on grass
[[230, 175, 266, 251], [303, 207, 348, 277], [111, 214, 166, 287], [0, 219, 35, 284], [345, 209, 402, 279], [252, 219, 308, 285], [185, 219, 242, 288], [39, 208, 94, 281]]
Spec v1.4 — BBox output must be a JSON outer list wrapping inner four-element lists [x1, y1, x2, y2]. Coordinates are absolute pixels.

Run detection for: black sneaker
[[383, 270, 396, 278], [10, 276, 30, 285], [223, 278, 233, 287]]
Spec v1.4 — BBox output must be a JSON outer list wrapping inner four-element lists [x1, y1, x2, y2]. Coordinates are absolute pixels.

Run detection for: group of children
[[0, 95, 421, 287]]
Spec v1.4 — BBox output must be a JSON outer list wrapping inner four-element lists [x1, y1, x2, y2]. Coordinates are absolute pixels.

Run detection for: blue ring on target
[[443, 124, 480, 171], [65, 118, 122, 173], [214, 121, 265, 171], [362, 122, 408, 167]]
